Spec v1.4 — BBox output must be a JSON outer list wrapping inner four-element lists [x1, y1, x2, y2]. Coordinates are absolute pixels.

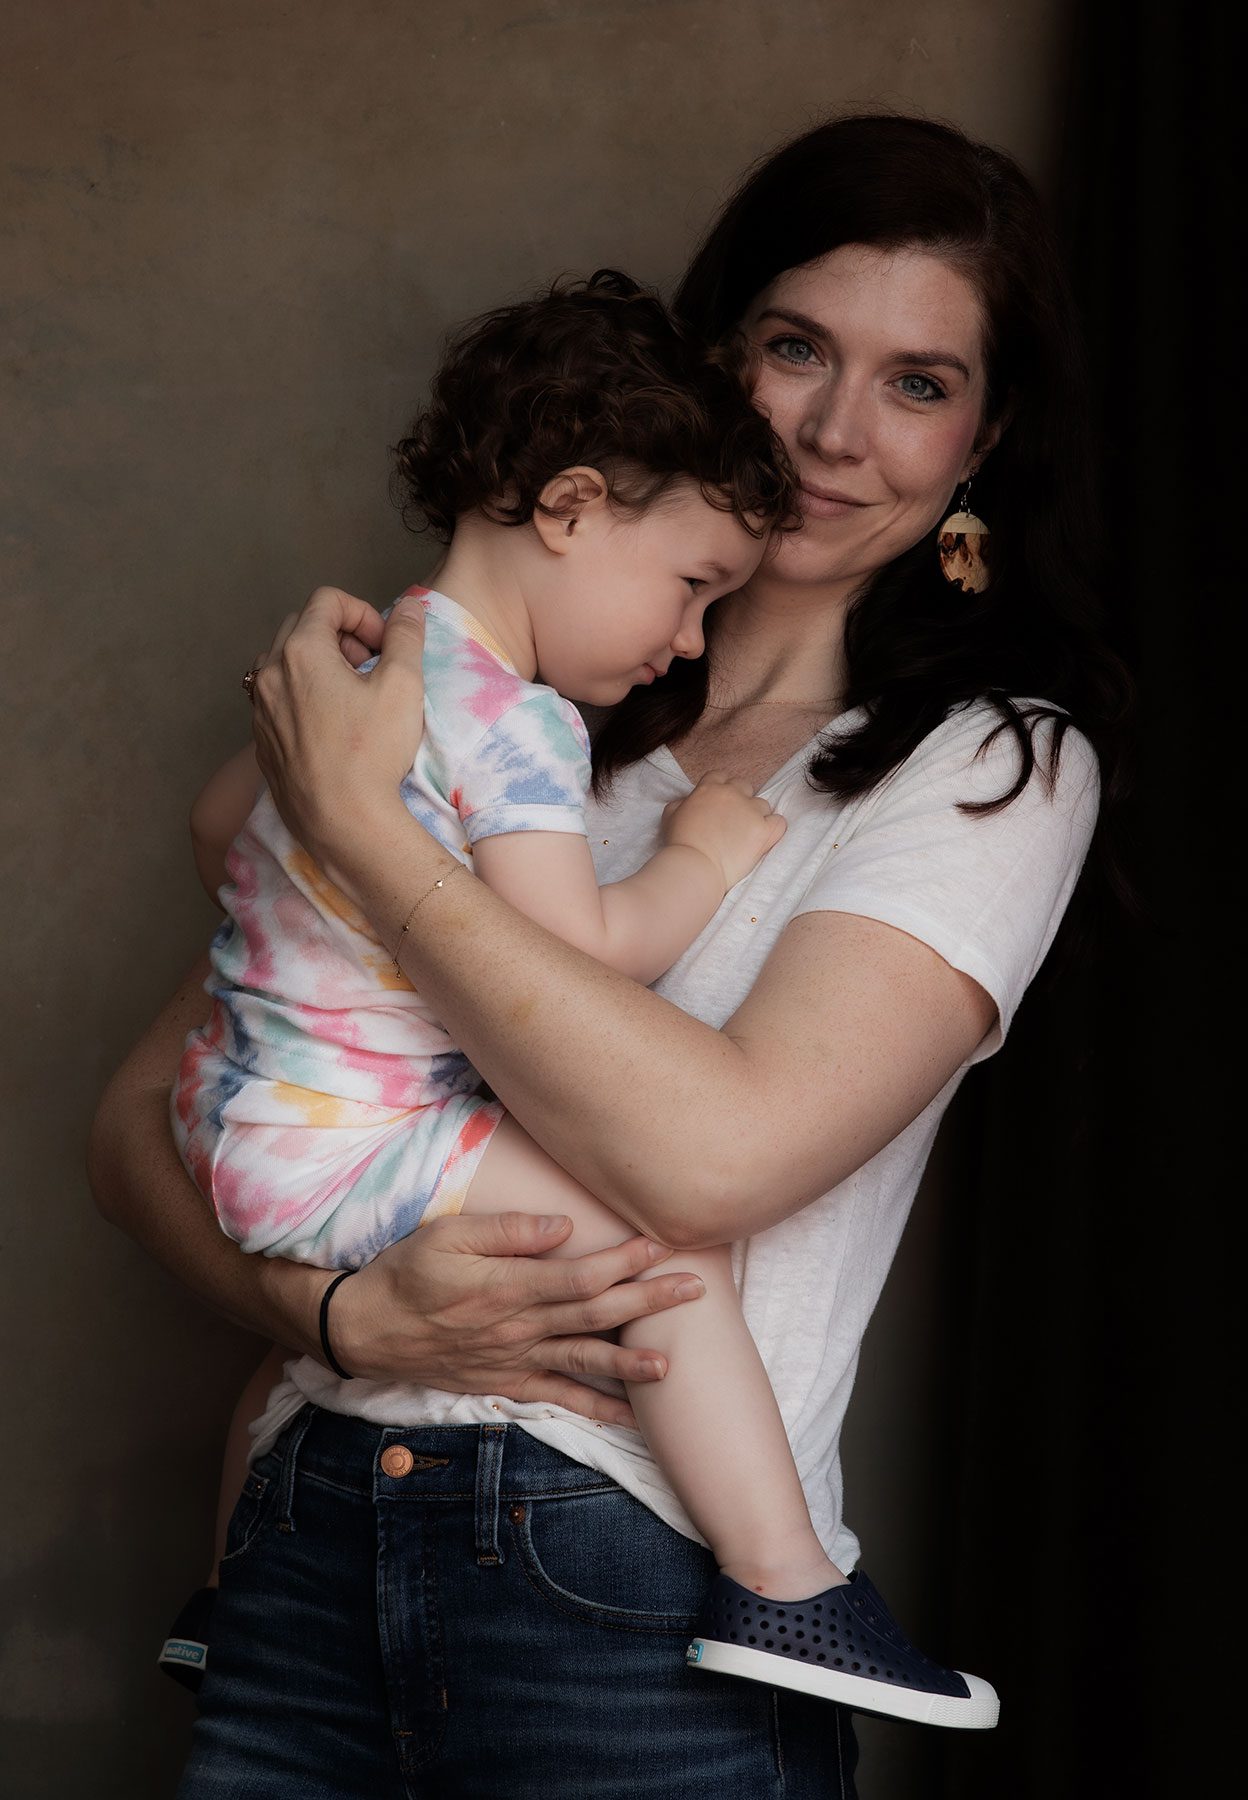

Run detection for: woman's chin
[[767, 538, 866, 588]]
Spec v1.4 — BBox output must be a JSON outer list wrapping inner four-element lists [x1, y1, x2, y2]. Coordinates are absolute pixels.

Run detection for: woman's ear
[[532, 466, 611, 554], [962, 408, 1011, 482]]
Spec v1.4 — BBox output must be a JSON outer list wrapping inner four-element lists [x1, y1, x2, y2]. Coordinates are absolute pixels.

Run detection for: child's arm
[[189, 745, 263, 902], [472, 773, 785, 985]]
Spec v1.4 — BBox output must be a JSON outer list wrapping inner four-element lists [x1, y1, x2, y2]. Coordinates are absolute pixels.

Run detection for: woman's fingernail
[[637, 1359, 665, 1380], [674, 1278, 705, 1299], [645, 1241, 670, 1261], [537, 1215, 568, 1234]]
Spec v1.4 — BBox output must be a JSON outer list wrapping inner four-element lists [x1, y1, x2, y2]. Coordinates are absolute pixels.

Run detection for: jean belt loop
[[275, 1403, 316, 1534], [474, 1422, 508, 1566]]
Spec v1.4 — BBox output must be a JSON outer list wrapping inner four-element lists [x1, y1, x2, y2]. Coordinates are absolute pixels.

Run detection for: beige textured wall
[[1, 4, 1065, 1792]]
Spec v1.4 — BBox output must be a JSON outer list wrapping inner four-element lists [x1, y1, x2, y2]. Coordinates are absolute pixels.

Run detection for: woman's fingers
[[496, 1370, 638, 1429], [436, 1213, 697, 1316], [265, 610, 301, 661], [294, 586, 386, 651], [371, 596, 427, 701], [335, 1212, 702, 1406], [537, 1265, 703, 1341], [436, 1209, 578, 1260], [246, 584, 427, 884], [340, 632, 376, 669]]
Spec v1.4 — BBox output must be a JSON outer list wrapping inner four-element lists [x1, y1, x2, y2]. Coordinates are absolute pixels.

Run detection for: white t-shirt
[[252, 699, 1099, 1573]]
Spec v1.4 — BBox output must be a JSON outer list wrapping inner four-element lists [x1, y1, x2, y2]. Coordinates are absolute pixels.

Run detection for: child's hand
[[661, 772, 786, 891]]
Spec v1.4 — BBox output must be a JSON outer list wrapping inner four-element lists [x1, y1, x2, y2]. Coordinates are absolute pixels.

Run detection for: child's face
[[531, 481, 768, 705]]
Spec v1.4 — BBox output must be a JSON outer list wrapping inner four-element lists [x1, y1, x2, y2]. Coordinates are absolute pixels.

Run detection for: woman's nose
[[798, 372, 870, 464]]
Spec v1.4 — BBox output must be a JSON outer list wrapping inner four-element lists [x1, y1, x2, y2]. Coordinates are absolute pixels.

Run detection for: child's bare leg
[[207, 1344, 288, 1585], [463, 1117, 844, 1599]]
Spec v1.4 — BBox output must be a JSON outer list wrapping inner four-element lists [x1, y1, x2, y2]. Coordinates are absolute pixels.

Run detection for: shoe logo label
[[162, 1640, 207, 1667], [686, 1642, 703, 1664]]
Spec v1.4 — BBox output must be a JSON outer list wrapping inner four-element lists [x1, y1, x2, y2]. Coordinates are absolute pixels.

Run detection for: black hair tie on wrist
[[319, 1270, 357, 1380]]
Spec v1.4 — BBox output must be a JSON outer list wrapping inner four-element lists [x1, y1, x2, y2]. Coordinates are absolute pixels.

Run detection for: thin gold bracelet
[[392, 866, 458, 970]]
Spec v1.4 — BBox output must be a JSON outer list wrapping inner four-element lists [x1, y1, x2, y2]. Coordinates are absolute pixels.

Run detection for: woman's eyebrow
[[888, 349, 972, 381], [755, 307, 829, 340], [755, 309, 971, 382]]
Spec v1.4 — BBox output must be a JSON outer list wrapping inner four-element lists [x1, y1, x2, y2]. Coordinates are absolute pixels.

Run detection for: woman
[[90, 114, 1129, 1796]]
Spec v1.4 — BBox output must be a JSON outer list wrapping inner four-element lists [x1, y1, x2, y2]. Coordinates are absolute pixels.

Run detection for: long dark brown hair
[[592, 115, 1133, 867]]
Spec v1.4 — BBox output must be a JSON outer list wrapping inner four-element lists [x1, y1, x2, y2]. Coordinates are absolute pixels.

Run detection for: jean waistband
[[265, 1405, 624, 1569], [270, 1404, 621, 1505]]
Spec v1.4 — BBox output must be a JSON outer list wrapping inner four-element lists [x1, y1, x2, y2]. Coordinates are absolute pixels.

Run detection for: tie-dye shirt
[[171, 588, 591, 1261]]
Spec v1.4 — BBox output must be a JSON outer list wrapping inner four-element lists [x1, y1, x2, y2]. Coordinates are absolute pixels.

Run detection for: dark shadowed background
[[2, 3, 1226, 1795]]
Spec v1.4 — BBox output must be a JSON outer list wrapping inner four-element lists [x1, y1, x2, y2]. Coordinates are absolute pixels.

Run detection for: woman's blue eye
[[767, 335, 817, 365], [896, 372, 945, 403]]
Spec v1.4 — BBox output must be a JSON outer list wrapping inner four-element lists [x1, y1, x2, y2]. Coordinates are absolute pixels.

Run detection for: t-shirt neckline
[[649, 705, 866, 797], [421, 588, 519, 674]]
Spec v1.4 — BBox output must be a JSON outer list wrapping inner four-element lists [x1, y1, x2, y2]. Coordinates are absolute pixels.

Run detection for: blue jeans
[[178, 1406, 859, 1798]]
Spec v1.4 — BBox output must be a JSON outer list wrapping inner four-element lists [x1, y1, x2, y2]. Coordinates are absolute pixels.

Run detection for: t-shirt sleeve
[[792, 707, 1100, 1060], [455, 692, 593, 846]]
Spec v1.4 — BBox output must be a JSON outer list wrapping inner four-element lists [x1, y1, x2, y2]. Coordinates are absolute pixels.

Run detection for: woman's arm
[[88, 958, 704, 1418], [250, 592, 997, 1250], [88, 962, 328, 1353]]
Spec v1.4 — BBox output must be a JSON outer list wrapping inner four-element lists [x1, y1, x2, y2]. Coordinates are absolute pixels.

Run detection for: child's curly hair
[[392, 269, 799, 542]]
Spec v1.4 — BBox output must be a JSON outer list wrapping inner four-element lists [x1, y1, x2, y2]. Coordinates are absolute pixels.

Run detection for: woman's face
[[743, 244, 995, 590]]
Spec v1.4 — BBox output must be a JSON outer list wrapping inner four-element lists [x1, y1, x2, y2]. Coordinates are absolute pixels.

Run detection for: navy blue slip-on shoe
[[686, 1570, 999, 1729], [156, 1586, 216, 1693]]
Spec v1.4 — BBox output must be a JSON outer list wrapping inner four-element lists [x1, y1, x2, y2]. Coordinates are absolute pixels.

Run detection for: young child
[[161, 271, 997, 1731]]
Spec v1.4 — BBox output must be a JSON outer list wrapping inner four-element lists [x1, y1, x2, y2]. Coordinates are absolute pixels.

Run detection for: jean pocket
[[507, 1487, 715, 1632], [220, 1457, 280, 1565]]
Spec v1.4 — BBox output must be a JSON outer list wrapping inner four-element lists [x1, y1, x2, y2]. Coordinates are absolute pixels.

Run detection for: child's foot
[[156, 1586, 217, 1693], [686, 1570, 999, 1729]]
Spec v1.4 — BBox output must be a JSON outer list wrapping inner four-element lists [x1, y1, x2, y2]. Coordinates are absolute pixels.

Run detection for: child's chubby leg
[[463, 1116, 845, 1601]]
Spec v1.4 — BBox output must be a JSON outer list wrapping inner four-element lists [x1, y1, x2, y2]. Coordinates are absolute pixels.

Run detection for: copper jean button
[[380, 1445, 414, 1478]]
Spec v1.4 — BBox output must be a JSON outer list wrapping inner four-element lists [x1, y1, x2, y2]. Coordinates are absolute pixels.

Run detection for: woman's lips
[[799, 486, 870, 520]]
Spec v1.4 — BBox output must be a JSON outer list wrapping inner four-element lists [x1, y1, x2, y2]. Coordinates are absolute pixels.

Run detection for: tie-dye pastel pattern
[[171, 590, 591, 1268]]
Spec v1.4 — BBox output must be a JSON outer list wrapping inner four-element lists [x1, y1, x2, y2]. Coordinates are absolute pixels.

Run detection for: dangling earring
[[937, 472, 990, 594]]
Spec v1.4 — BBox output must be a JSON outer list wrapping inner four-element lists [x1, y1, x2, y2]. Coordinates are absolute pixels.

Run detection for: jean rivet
[[509, 1505, 525, 1524]]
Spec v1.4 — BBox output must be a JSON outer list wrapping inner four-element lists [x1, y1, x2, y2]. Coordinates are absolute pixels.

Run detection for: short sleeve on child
[[792, 705, 1100, 1059], [456, 692, 593, 846]]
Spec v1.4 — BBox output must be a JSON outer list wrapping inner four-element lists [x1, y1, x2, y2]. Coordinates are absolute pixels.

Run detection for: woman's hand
[[250, 586, 427, 897], [329, 1210, 698, 1426]]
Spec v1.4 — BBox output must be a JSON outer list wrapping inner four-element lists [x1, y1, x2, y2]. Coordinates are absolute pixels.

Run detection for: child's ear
[[532, 467, 610, 554]]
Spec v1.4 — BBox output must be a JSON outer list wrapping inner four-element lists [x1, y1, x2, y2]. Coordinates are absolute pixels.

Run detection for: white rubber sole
[[686, 1637, 1000, 1729]]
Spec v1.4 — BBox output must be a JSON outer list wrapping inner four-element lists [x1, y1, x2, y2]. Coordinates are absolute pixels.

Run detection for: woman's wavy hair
[[392, 269, 799, 543], [592, 114, 1134, 903]]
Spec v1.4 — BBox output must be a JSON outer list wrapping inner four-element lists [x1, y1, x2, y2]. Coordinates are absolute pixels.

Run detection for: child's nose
[[671, 607, 706, 660]]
